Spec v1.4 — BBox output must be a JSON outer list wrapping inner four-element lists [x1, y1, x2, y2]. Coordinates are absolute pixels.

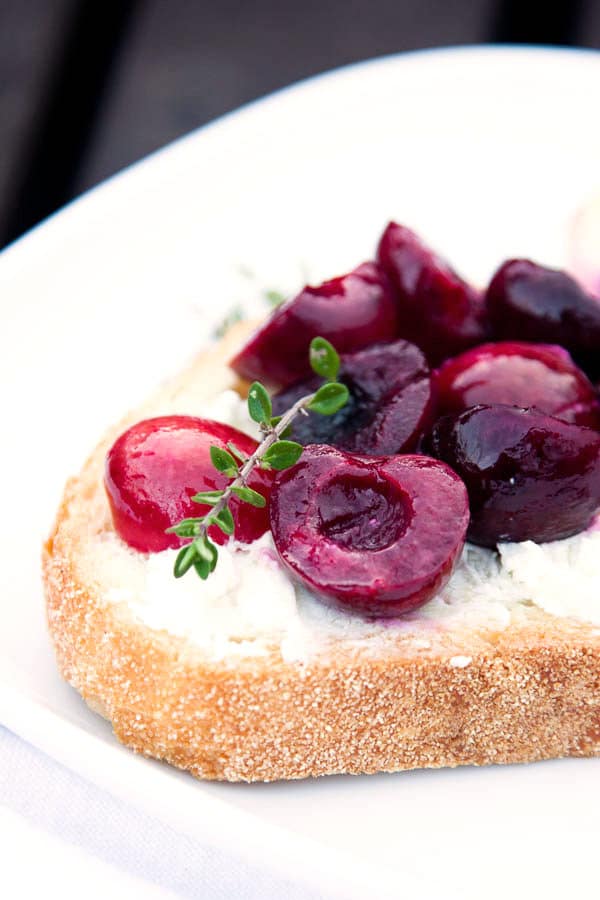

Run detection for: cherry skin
[[272, 340, 436, 455], [486, 259, 600, 379], [377, 222, 487, 365], [105, 416, 273, 552], [269, 445, 469, 617], [434, 341, 600, 428], [229, 262, 398, 389], [427, 405, 600, 547]]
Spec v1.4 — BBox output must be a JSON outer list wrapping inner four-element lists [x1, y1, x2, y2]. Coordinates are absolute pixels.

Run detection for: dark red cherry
[[270, 445, 469, 616], [376, 222, 487, 365], [272, 340, 436, 455], [486, 259, 600, 379], [427, 405, 600, 547], [105, 416, 273, 552], [435, 341, 600, 429], [229, 262, 398, 389]]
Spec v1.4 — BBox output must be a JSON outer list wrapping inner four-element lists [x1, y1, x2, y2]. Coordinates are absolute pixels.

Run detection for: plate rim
[[2, 42, 600, 267]]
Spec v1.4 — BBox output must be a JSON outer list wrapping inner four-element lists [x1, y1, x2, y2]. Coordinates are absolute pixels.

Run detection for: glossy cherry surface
[[272, 340, 436, 454], [486, 259, 600, 378], [427, 405, 600, 547], [377, 222, 487, 364], [270, 445, 469, 616], [229, 262, 398, 389], [105, 416, 273, 551], [435, 341, 600, 428]]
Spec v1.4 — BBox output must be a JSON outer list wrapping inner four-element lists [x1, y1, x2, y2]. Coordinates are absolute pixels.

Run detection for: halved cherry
[[105, 416, 273, 552], [229, 262, 398, 389], [272, 340, 436, 454], [270, 445, 469, 617], [427, 405, 600, 547], [434, 341, 600, 428], [486, 259, 600, 378], [377, 222, 487, 364]]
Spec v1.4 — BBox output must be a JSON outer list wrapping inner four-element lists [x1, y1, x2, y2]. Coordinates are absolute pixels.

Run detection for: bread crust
[[43, 324, 600, 782]]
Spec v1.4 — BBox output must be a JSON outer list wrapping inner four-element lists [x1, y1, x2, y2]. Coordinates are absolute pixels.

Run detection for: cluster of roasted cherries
[[105, 223, 600, 617]]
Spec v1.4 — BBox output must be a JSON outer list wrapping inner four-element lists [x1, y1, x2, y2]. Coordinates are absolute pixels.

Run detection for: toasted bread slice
[[43, 322, 600, 782]]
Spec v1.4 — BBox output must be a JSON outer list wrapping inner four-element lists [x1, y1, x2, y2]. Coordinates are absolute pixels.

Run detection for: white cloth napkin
[[0, 726, 333, 900]]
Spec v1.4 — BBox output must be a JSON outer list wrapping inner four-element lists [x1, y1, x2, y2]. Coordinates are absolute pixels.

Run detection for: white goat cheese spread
[[99, 390, 600, 661]]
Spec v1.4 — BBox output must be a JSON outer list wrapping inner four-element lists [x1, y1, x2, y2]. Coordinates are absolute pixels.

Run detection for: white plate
[[1, 46, 599, 900]]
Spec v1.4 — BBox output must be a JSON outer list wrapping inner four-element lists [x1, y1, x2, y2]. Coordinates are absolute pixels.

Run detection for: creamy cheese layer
[[98, 390, 600, 661]]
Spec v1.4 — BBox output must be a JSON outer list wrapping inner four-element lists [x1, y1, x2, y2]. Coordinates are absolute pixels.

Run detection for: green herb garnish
[[167, 336, 348, 580], [264, 288, 286, 307]]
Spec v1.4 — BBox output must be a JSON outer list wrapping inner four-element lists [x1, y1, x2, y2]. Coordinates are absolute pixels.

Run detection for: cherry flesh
[[486, 259, 600, 379], [376, 222, 487, 365], [435, 341, 600, 429], [229, 262, 398, 389], [272, 340, 436, 455], [427, 405, 600, 547], [105, 416, 273, 552], [269, 445, 469, 616]]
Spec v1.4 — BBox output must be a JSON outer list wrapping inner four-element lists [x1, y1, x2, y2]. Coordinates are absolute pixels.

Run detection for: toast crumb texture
[[43, 322, 600, 781]]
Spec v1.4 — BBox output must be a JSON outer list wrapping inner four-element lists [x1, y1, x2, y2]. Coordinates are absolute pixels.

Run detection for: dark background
[[1, 0, 599, 248]]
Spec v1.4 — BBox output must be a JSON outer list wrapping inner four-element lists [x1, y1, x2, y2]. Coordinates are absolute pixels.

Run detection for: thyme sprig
[[167, 337, 348, 580]]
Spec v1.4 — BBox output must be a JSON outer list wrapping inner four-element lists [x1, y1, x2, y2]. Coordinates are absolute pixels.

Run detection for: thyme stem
[[195, 391, 314, 540], [169, 334, 348, 580]]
